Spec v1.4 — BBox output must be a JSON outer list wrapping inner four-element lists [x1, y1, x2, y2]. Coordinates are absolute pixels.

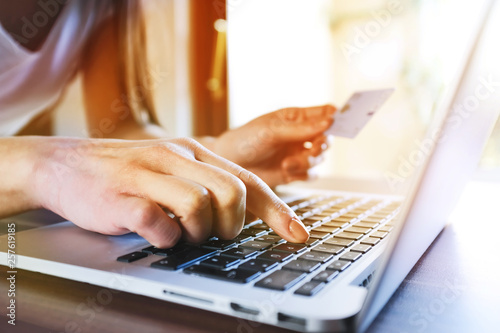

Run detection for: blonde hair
[[113, 0, 159, 125]]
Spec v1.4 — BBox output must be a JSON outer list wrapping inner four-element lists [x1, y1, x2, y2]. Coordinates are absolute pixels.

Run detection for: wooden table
[[1, 180, 499, 333]]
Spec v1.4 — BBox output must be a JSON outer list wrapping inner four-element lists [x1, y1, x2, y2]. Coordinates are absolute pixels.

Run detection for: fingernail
[[289, 216, 309, 242]]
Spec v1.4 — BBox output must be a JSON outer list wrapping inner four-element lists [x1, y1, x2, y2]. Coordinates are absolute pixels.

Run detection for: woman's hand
[[12, 136, 309, 247], [211, 105, 336, 187]]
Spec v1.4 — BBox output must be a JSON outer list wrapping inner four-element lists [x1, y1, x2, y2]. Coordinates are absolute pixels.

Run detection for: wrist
[[0, 137, 46, 216]]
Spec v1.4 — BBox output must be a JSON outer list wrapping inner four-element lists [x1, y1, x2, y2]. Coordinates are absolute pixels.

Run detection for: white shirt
[[0, 0, 109, 136]]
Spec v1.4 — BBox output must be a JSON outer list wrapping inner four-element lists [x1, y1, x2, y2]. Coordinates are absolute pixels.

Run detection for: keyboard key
[[272, 243, 308, 254], [294, 208, 311, 215], [289, 238, 320, 247], [294, 281, 325, 296], [360, 217, 384, 223], [312, 270, 339, 282], [369, 213, 389, 219], [312, 226, 339, 233], [323, 237, 354, 247], [254, 235, 283, 244], [303, 216, 326, 222], [221, 247, 258, 259], [240, 228, 267, 237], [323, 208, 347, 215], [239, 241, 273, 251], [361, 237, 380, 246], [334, 217, 356, 223], [339, 251, 362, 262], [259, 250, 293, 262], [308, 207, 322, 215], [314, 212, 334, 219], [299, 251, 333, 263], [296, 210, 314, 219], [301, 218, 322, 227], [351, 244, 372, 253], [378, 225, 393, 232], [231, 234, 253, 243], [184, 265, 261, 283], [313, 244, 345, 255], [327, 260, 351, 271], [254, 270, 306, 291], [370, 231, 389, 238], [309, 231, 330, 239], [201, 239, 237, 250], [154, 243, 193, 257], [345, 226, 371, 234], [354, 221, 378, 228], [117, 251, 148, 263], [151, 248, 217, 270], [349, 209, 367, 215], [200, 255, 240, 269], [239, 259, 278, 272], [335, 232, 363, 240], [321, 208, 343, 215], [142, 246, 160, 254], [323, 221, 349, 228], [282, 259, 321, 273], [329, 218, 352, 224], [342, 213, 361, 219], [286, 200, 304, 209]]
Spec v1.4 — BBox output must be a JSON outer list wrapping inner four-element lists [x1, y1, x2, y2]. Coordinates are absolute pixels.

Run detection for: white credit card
[[326, 88, 394, 138]]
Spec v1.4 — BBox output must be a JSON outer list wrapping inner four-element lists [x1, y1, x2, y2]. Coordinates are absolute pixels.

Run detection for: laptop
[[1, 1, 499, 332]]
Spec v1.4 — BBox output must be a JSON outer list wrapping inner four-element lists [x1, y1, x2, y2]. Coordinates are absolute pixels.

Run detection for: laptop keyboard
[[117, 194, 401, 297]]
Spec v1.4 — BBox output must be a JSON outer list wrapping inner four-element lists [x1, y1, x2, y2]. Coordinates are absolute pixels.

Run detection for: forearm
[[0, 137, 42, 217]]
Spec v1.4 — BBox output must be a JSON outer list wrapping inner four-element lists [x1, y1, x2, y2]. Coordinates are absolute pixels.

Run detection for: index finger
[[191, 142, 309, 243], [278, 104, 336, 122]]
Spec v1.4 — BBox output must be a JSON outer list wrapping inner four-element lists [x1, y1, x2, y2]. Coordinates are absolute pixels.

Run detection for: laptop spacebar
[[151, 248, 217, 270]]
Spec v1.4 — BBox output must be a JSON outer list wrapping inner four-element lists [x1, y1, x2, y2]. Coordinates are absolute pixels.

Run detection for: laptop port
[[278, 312, 306, 328], [230, 303, 260, 316], [163, 290, 213, 305]]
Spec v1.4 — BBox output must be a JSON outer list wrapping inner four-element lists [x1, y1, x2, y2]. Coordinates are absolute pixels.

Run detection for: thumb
[[264, 104, 336, 143]]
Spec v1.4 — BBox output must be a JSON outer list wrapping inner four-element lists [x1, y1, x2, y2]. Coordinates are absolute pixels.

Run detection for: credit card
[[325, 88, 394, 138]]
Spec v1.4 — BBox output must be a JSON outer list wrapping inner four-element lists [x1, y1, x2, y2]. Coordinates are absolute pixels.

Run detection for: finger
[[263, 105, 336, 143], [117, 196, 182, 248], [137, 140, 247, 240], [308, 135, 331, 157], [279, 104, 336, 122], [155, 151, 246, 239], [169, 162, 246, 239], [134, 171, 213, 243], [190, 141, 309, 243]]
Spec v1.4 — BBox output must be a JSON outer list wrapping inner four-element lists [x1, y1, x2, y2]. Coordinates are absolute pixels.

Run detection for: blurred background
[[52, 0, 500, 185]]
